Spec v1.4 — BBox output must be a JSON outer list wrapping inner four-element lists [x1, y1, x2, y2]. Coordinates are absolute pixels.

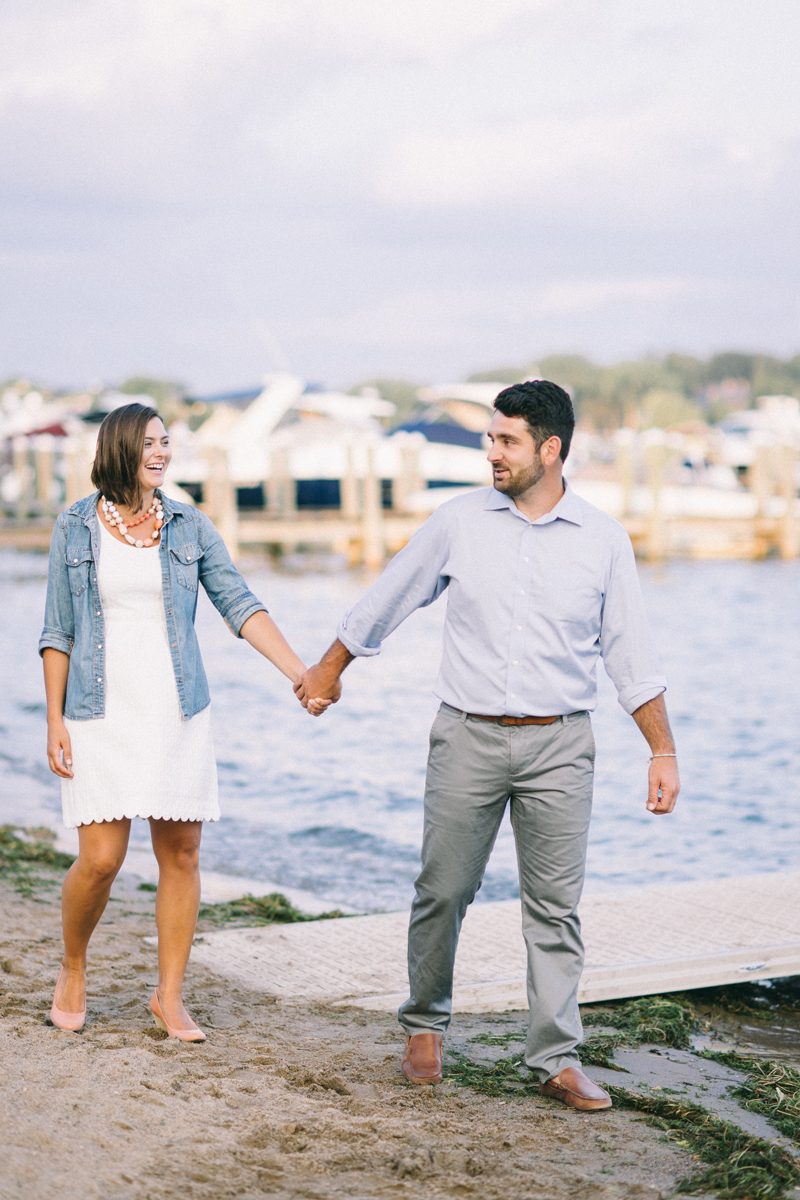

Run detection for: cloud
[[2, 0, 797, 212], [537, 277, 710, 314], [374, 120, 632, 208], [287, 276, 717, 349], [0, 0, 798, 387]]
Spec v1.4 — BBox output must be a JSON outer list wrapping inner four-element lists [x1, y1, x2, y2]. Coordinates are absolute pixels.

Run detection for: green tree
[[467, 365, 531, 385], [638, 388, 702, 429]]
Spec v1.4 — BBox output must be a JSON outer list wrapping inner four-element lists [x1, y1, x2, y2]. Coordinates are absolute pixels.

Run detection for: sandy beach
[[0, 867, 705, 1200]]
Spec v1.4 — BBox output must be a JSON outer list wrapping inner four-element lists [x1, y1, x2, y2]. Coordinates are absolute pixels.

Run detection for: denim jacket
[[39, 491, 267, 720]]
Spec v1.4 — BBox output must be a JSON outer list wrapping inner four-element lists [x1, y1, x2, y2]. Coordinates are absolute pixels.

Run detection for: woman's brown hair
[[90, 403, 161, 511]]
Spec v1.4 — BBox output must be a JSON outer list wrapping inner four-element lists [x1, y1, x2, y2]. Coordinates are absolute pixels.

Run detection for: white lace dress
[[61, 520, 220, 828]]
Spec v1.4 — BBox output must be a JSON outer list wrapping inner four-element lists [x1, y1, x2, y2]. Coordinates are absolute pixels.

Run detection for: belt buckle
[[499, 715, 519, 726]]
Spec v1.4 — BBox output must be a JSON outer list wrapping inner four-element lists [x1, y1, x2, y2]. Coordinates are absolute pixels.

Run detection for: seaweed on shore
[[467, 997, 698, 1072], [469, 1029, 527, 1047], [0, 825, 75, 897], [197, 892, 344, 927], [699, 1050, 800, 1142], [447, 1052, 800, 1198], [447, 1051, 536, 1098], [608, 1085, 800, 1200], [581, 995, 698, 1049], [580, 1032, 633, 1071]]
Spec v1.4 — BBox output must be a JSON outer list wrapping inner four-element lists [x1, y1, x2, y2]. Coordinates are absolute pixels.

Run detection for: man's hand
[[294, 665, 343, 709], [646, 756, 680, 814], [294, 638, 354, 710], [631, 693, 680, 815]]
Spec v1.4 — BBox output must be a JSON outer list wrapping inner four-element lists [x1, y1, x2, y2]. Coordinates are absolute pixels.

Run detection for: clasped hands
[[294, 640, 352, 716], [294, 662, 343, 716]]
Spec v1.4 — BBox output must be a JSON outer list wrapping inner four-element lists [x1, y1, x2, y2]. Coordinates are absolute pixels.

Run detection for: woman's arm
[[43, 648, 74, 778], [192, 512, 331, 715], [239, 612, 332, 716]]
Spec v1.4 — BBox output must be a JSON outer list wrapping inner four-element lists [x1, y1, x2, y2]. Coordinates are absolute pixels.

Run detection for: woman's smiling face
[[138, 415, 172, 495]]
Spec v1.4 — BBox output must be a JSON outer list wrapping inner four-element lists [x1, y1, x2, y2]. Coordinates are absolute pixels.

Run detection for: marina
[[3, 375, 800, 564]]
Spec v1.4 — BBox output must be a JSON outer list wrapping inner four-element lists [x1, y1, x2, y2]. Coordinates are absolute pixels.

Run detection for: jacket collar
[[484, 477, 583, 526], [66, 489, 189, 526]]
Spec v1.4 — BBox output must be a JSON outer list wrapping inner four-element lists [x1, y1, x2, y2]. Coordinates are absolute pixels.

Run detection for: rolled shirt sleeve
[[599, 532, 667, 715], [337, 508, 451, 657]]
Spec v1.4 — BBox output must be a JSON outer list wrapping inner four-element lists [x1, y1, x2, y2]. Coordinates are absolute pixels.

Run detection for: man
[[295, 380, 680, 1112]]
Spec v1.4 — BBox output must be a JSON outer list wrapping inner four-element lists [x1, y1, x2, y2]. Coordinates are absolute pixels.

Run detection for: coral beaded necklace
[[101, 495, 165, 548]]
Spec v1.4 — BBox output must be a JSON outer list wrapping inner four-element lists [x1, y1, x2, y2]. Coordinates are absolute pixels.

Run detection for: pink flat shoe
[[49, 966, 86, 1032], [150, 988, 206, 1042]]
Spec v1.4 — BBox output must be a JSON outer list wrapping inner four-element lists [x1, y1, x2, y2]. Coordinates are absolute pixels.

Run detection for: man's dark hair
[[493, 380, 575, 462]]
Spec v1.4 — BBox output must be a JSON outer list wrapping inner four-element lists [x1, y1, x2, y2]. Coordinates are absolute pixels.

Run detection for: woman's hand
[[47, 721, 74, 778], [306, 696, 334, 717]]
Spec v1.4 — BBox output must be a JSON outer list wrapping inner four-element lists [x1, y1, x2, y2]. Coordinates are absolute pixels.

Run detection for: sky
[[1, 0, 799, 393]]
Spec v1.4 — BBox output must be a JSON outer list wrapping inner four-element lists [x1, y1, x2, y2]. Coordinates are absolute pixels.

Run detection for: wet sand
[[0, 874, 702, 1200]]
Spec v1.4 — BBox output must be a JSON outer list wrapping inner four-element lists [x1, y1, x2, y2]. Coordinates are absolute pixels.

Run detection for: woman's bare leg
[[59, 819, 131, 1012], [149, 818, 203, 1031]]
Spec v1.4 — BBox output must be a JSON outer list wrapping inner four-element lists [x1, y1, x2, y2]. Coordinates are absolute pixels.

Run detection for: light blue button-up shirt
[[337, 483, 666, 717]]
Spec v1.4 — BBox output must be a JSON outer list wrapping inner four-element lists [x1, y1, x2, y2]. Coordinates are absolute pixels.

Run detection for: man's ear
[[540, 436, 563, 467]]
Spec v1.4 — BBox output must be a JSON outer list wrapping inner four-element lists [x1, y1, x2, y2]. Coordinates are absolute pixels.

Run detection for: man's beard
[[493, 450, 545, 497]]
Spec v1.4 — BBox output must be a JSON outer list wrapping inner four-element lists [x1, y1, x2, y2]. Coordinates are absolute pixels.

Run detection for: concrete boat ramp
[[188, 871, 800, 1011]]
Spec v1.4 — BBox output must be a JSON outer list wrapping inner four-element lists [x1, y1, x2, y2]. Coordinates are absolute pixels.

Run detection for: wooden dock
[[2, 411, 798, 561], [187, 872, 800, 1010], [3, 507, 799, 563]]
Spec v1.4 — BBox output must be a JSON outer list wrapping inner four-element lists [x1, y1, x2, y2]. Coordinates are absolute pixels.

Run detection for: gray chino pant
[[398, 702, 595, 1081]]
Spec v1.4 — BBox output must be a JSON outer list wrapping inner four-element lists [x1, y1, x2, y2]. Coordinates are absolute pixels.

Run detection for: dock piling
[[643, 436, 670, 560], [361, 446, 385, 568], [341, 446, 360, 520], [203, 447, 239, 561], [779, 444, 798, 559]]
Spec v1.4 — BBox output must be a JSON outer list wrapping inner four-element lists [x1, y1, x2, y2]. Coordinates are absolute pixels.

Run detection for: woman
[[40, 402, 329, 1041]]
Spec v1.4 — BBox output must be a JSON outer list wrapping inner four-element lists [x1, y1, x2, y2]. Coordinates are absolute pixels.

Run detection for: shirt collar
[[483, 478, 583, 526]]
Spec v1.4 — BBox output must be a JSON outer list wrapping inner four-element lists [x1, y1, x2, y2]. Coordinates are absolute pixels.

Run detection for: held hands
[[47, 721, 74, 778], [646, 755, 680, 814], [306, 694, 336, 717], [294, 662, 343, 712]]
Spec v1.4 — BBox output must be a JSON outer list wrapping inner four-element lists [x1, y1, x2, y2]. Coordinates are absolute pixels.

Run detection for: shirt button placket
[[507, 529, 530, 712]]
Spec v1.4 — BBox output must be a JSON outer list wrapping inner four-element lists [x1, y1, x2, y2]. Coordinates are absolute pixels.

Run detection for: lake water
[[2, 549, 799, 912]]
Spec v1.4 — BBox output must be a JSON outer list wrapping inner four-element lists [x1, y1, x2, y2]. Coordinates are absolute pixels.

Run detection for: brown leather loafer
[[540, 1066, 612, 1111], [402, 1032, 443, 1084]]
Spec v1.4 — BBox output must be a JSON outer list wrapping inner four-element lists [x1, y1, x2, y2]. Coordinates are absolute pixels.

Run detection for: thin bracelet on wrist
[[649, 753, 677, 760]]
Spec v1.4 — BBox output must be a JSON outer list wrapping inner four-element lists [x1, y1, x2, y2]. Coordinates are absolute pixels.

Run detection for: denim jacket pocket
[[65, 545, 93, 597], [169, 542, 204, 592]]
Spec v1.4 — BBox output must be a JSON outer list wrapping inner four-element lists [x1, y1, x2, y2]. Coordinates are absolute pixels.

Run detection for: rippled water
[[2, 549, 799, 912]]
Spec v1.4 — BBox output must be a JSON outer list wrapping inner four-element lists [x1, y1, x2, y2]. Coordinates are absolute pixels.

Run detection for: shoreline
[[0, 871, 703, 1200], [4, 860, 800, 1199]]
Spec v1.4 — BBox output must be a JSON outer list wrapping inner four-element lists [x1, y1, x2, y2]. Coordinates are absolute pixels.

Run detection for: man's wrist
[[314, 667, 342, 691], [321, 638, 355, 674]]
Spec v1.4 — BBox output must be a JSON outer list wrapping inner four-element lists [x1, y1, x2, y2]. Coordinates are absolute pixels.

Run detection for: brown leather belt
[[451, 708, 577, 726]]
